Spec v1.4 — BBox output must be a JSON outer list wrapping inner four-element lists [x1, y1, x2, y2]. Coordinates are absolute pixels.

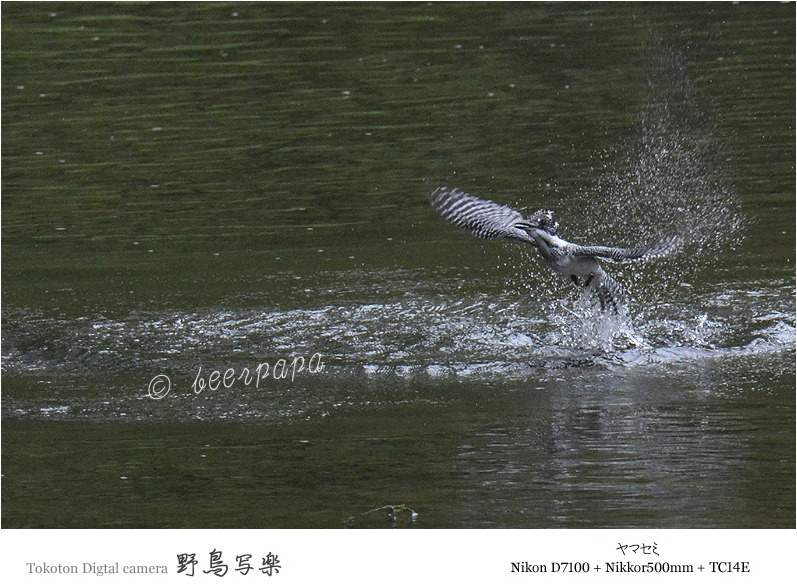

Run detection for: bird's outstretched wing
[[571, 235, 683, 263], [431, 187, 535, 244]]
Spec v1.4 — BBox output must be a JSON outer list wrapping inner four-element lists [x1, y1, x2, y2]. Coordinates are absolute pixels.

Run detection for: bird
[[431, 187, 679, 312]]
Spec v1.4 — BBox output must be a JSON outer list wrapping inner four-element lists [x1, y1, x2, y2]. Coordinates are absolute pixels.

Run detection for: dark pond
[[2, 2, 794, 528]]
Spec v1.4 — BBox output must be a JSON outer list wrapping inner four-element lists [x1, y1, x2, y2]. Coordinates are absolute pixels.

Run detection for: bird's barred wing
[[431, 187, 535, 244], [572, 235, 683, 263], [570, 244, 651, 262]]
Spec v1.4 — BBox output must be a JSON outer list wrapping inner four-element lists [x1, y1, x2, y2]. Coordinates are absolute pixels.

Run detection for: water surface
[[2, 2, 794, 528]]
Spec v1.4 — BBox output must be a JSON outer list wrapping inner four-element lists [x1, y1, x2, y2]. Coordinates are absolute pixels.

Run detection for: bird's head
[[528, 209, 559, 235]]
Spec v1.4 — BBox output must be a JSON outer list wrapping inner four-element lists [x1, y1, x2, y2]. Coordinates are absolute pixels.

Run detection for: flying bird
[[431, 187, 679, 312]]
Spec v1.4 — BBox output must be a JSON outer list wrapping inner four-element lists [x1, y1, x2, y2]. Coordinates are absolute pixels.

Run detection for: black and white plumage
[[431, 187, 679, 312]]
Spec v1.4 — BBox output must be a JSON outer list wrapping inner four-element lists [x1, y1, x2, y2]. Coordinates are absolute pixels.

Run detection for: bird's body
[[431, 187, 677, 312]]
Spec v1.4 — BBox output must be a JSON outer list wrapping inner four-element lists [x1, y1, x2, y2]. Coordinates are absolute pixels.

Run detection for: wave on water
[[2, 275, 793, 382], [2, 262, 793, 425]]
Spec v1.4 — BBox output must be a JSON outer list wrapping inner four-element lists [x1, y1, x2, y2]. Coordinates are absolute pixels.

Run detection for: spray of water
[[584, 48, 744, 301], [492, 46, 748, 360]]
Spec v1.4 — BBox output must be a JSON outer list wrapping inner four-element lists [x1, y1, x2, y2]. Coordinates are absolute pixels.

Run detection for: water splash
[[544, 293, 647, 355], [2, 262, 793, 423], [3, 274, 792, 381], [550, 48, 745, 308]]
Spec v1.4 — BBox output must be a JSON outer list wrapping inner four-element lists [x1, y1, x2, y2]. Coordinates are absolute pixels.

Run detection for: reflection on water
[[2, 2, 794, 528]]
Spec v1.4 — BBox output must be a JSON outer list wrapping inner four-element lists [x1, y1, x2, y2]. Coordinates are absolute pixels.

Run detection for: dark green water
[[2, 2, 794, 528]]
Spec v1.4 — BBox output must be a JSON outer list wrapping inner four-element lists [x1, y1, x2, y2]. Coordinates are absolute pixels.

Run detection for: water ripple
[[3, 273, 793, 386]]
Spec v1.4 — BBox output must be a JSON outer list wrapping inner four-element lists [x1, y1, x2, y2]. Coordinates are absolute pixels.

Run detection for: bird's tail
[[594, 272, 622, 313], [641, 234, 685, 260]]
